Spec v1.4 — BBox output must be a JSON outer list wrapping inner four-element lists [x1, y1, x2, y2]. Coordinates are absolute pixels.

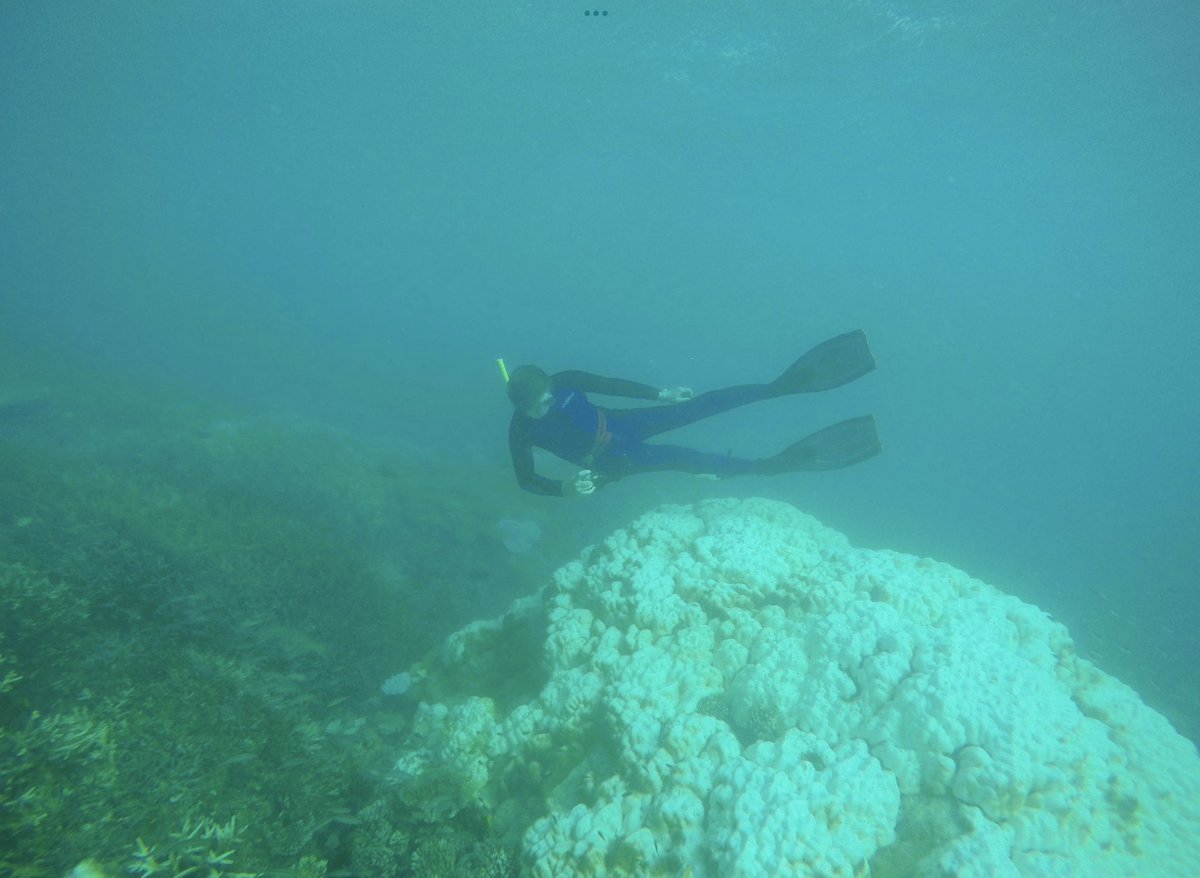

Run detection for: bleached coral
[[393, 498, 1200, 877]]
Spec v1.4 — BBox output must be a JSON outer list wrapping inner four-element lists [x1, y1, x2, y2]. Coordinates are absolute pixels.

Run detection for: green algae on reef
[[1, 391, 534, 877]]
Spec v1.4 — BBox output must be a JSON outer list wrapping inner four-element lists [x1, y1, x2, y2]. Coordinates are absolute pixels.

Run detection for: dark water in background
[[2, 2, 1197, 735]]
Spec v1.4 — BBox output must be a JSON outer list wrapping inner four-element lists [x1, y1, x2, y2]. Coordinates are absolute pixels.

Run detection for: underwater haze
[[2, 0, 1199, 874]]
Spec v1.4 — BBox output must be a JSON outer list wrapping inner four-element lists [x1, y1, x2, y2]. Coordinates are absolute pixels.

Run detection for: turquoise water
[[1, 1, 1197, 874]]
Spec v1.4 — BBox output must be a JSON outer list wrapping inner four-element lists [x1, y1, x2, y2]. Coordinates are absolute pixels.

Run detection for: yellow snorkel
[[496, 357, 510, 384]]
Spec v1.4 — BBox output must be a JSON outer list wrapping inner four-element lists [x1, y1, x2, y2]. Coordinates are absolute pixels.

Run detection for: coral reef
[[128, 817, 256, 878], [1, 394, 540, 876], [390, 498, 1200, 877], [349, 798, 411, 878], [14, 369, 1187, 877]]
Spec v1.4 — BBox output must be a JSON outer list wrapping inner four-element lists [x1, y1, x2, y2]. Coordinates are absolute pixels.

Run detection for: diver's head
[[507, 365, 554, 418]]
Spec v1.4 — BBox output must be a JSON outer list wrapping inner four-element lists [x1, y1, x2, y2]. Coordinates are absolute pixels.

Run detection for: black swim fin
[[769, 330, 876, 395], [758, 415, 882, 473]]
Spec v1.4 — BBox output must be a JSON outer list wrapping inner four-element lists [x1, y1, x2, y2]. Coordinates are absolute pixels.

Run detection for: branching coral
[[128, 816, 258, 878]]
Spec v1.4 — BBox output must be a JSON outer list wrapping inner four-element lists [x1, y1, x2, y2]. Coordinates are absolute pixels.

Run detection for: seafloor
[[2, 382, 1196, 878]]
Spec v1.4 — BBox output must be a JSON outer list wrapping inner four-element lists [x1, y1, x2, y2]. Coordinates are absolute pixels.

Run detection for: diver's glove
[[658, 386, 694, 403], [563, 469, 598, 497]]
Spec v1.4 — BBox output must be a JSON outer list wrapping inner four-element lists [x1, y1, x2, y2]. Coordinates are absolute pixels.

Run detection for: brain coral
[[392, 498, 1200, 877]]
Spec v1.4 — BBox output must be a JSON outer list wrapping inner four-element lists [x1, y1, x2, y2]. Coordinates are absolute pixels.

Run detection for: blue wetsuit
[[508, 370, 772, 496]]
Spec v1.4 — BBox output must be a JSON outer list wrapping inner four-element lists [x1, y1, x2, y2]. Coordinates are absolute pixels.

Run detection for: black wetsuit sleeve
[[552, 370, 662, 400], [508, 415, 563, 497]]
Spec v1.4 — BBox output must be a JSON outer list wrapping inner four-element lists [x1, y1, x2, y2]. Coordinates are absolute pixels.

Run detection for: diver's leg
[[607, 384, 771, 441], [597, 442, 761, 479]]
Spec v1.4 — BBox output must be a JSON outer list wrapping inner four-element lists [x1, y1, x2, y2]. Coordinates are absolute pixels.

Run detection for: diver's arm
[[509, 417, 563, 497], [553, 370, 664, 401]]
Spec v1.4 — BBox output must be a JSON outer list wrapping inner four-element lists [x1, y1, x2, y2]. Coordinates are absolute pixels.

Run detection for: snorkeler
[[504, 331, 881, 497]]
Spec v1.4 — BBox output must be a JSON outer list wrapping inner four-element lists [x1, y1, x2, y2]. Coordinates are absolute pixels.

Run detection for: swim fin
[[769, 330, 876, 395], [758, 415, 882, 473]]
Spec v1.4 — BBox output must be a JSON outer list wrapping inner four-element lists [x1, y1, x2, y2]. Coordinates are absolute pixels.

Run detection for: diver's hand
[[658, 386, 694, 403], [563, 469, 597, 497]]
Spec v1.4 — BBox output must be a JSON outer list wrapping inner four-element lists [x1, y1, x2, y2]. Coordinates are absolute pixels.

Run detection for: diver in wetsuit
[[506, 331, 882, 497]]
